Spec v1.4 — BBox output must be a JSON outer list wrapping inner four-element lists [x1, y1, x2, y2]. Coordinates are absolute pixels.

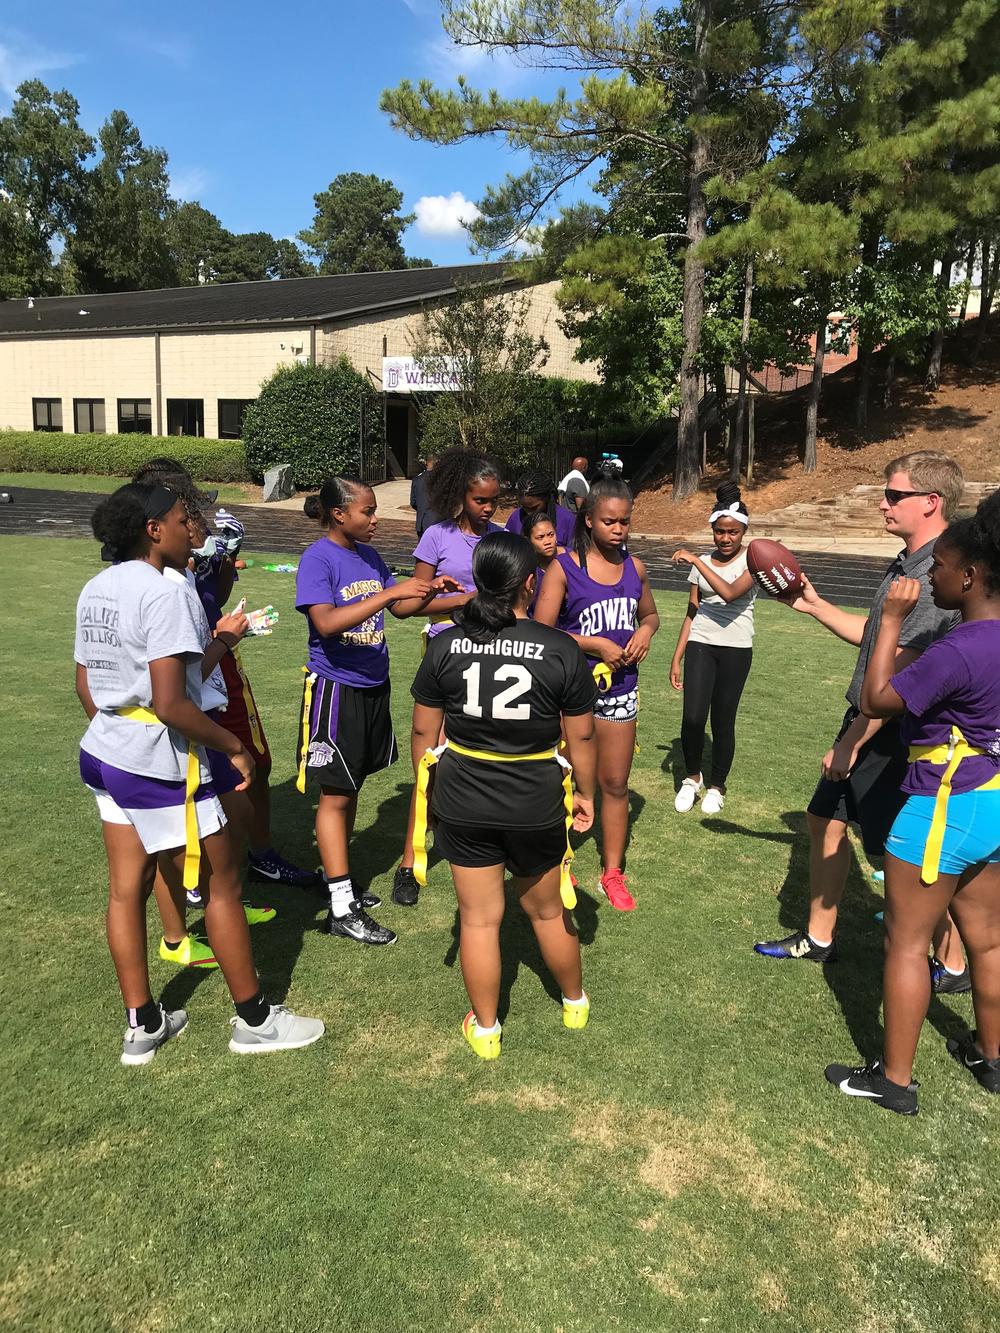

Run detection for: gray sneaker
[[120, 1006, 188, 1066], [228, 1004, 325, 1055]]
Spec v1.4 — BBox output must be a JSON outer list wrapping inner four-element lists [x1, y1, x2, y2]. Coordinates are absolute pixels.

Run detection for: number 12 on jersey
[[461, 662, 532, 720]]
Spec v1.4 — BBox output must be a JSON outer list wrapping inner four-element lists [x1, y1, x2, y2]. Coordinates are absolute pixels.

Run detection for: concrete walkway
[[247, 479, 415, 521]]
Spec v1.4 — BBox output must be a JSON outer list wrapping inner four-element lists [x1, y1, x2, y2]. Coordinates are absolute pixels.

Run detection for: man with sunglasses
[[755, 451, 968, 983]]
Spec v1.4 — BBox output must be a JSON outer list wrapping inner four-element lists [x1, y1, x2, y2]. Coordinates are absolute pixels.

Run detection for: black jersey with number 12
[[411, 619, 596, 829]]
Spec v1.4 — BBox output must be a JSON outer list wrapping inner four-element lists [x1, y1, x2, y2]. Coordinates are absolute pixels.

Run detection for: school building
[[0, 263, 597, 477]]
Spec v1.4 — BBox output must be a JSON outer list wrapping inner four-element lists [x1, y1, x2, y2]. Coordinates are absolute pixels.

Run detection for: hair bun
[[303, 495, 323, 520], [715, 480, 742, 508]]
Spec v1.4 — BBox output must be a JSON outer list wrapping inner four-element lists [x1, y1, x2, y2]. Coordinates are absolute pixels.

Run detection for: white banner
[[382, 355, 462, 393]]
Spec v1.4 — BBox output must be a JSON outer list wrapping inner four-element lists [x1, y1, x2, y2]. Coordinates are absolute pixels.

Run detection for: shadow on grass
[[659, 737, 700, 792], [443, 884, 601, 1024]]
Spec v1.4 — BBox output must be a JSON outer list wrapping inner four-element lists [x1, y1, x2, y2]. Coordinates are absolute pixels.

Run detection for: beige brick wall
[[0, 326, 311, 437], [0, 334, 156, 432], [318, 280, 598, 384]]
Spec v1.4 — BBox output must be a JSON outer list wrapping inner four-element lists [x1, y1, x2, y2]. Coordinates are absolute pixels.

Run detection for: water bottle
[[262, 562, 297, 573]]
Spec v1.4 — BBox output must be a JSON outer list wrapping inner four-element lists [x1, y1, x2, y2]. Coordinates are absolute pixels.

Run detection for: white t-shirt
[[558, 469, 589, 506], [164, 567, 228, 712], [688, 550, 756, 648], [75, 561, 210, 781]]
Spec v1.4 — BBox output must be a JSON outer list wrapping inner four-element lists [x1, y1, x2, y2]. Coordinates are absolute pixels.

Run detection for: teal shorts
[[886, 789, 1000, 877]]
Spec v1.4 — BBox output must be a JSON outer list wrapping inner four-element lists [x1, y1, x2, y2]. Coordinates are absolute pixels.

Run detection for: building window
[[118, 399, 152, 434], [166, 399, 204, 438], [218, 399, 253, 439], [32, 398, 63, 432], [74, 399, 106, 433]]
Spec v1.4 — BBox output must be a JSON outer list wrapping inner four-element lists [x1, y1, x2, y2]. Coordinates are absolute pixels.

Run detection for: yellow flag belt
[[413, 739, 578, 909], [908, 724, 1000, 883], [115, 706, 202, 890]]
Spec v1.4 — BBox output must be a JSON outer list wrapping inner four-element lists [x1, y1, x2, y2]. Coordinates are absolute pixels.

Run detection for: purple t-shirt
[[413, 520, 503, 637], [894, 620, 1000, 796], [296, 538, 396, 687], [555, 550, 642, 693], [505, 505, 576, 547]]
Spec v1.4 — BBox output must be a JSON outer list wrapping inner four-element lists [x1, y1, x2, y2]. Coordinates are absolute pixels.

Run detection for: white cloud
[[121, 31, 193, 67], [425, 32, 530, 89], [413, 191, 482, 237], [169, 166, 211, 202], [0, 32, 81, 101]]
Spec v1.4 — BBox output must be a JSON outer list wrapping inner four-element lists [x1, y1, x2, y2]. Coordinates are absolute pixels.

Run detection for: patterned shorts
[[593, 686, 639, 723]]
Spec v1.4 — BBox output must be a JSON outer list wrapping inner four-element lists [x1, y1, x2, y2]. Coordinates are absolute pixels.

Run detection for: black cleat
[[930, 957, 972, 994], [824, 1058, 918, 1115], [248, 850, 322, 889], [753, 929, 837, 963], [392, 865, 420, 908], [325, 902, 397, 946], [946, 1031, 1000, 1093]]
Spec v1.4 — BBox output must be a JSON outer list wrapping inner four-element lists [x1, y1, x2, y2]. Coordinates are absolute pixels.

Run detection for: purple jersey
[[555, 550, 642, 692], [894, 620, 1000, 796]]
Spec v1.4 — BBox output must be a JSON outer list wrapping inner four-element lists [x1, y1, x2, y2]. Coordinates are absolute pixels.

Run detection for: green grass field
[[0, 472, 252, 503], [2, 535, 997, 1332]]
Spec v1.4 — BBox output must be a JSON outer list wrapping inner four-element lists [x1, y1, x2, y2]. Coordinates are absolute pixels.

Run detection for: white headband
[[710, 501, 749, 526]]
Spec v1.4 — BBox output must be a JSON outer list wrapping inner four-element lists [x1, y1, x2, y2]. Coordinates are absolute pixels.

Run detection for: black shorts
[[807, 707, 907, 857], [434, 820, 566, 878], [297, 675, 398, 793]]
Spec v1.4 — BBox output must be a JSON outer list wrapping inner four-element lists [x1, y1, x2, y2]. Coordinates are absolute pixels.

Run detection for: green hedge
[[0, 430, 249, 482]]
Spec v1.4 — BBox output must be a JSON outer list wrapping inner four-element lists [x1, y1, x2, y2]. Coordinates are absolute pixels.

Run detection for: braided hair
[[710, 480, 749, 527], [512, 471, 558, 534], [303, 476, 368, 525]]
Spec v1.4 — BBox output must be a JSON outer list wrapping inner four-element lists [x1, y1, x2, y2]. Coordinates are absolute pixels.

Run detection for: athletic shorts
[[206, 741, 243, 797], [80, 748, 226, 854], [594, 685, 639, 723], [807, 708, 908, 857], [434, 819, 566, 877], [886, 789, 1000, 878], [218, 649, 272, 774], [297, 675, 398, 793]]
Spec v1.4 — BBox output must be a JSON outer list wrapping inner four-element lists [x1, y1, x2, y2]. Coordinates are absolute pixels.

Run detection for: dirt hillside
[[632, 328, 1000, 536]]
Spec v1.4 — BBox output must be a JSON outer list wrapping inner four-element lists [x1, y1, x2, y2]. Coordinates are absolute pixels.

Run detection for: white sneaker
[[674, 777, 704, 812], [228, 1004, 325, 1055], [701, 787, 725, 815], [120, 1006, 188, 1066]]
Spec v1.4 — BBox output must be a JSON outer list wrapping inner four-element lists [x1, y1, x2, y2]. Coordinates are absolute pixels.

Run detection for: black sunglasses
[[884, 488, 936, 505]]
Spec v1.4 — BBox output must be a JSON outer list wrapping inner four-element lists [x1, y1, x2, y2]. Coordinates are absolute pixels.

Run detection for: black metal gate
[[358, 396, 387, 484]]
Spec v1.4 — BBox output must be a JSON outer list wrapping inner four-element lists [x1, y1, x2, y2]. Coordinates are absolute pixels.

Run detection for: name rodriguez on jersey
[[448, 636, 545, 659]]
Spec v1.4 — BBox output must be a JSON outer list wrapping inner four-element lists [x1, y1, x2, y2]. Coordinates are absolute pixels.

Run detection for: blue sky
[[0, 1, 589, 268]]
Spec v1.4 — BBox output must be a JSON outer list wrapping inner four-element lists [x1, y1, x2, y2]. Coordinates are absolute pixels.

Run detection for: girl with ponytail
[[410, 532, 598, 1060], [295, 476, 459, 945], [669, 481, 757, 817], [534, 474, 659, 912]]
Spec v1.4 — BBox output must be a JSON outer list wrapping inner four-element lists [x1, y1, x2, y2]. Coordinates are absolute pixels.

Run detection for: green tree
[[409, 278, 549, 460], [382, 1, 804, 501], [168, 204, 314, 285], [67, 110, 177, 293], [0, 80, 93, 297], [167, 202, 228, 285], [298, 172, 415, 273], [242, 358, 383, 487]]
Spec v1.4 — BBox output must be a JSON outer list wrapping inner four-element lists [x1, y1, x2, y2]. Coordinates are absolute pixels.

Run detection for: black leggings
[[680, 641, 753, 791]]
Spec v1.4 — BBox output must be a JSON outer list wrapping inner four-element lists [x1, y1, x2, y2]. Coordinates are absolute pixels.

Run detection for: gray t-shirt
[[688, 550, 756, 648], [559, 469, 589, 509], [75, 561, 209, 781], [846, 538, 960, 710]]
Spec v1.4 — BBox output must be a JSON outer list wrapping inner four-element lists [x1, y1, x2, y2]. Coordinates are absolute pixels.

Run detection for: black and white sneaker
[[753, 929, 837, 963], [325, 902, 397, 946], [930, 956, 972, 994], [824, 1057, 918, 1115], [391, 865, 420, 907], [946, 1031, 1000, 1093], [248, 849, 322, 889]]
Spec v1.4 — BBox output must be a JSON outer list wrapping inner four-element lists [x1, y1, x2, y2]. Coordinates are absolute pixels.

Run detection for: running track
[[0, 485, 889, 607]]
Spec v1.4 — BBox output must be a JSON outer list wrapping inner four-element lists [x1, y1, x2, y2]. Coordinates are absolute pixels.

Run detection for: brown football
[[746, 538, 805, 598]]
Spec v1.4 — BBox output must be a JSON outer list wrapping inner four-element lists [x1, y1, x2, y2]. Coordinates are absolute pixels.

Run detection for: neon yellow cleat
[[159, 935, 219, 969], [463, 1010, 501, 1060], [562, 992, 590, 1030], [243, 902, 276, 925]]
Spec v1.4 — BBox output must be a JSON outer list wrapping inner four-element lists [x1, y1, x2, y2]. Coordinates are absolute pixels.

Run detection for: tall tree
[[382, 1, 804, 500], [67, 110, 177, 293], [0, 80, 93, 297], [298, 172, 415, 273], [168, 204, 314, 284]]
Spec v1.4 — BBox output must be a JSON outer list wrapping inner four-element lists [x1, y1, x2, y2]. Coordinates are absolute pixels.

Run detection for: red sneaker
[[598, 867, 636, 911]]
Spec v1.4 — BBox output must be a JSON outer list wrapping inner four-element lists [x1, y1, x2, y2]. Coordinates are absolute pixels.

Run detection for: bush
[[0, 430, 249, 481], [242, 358, 384, 488]]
